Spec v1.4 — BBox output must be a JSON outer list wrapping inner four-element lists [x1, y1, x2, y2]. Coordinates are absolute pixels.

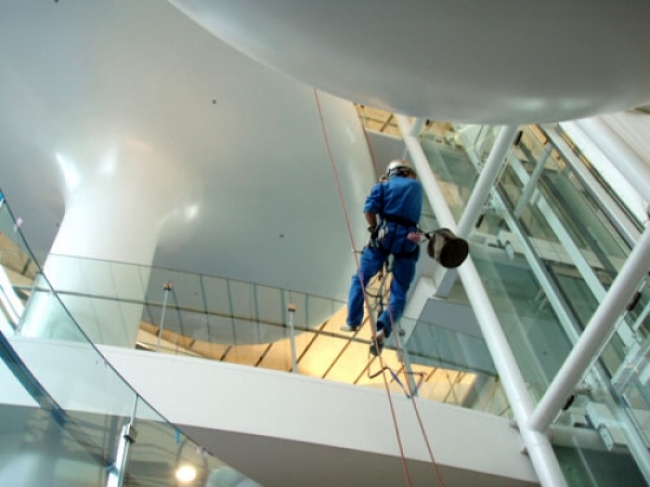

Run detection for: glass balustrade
[[0, 196, 259, 487], [0, 206, 506, 418], [11, 251, 500, 412]]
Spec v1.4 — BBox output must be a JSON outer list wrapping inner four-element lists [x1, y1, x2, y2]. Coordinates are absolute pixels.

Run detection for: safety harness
[[372, 214, 420, 259]]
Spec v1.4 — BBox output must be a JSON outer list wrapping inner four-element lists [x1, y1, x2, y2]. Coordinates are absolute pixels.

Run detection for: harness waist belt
[[383, 214, 417, 227]]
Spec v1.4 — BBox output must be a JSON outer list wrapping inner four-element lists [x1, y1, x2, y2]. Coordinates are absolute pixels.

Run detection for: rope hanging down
[[314, 90, 413, 486], [354, 100, 448, 487], [314, 89, 446, 487]]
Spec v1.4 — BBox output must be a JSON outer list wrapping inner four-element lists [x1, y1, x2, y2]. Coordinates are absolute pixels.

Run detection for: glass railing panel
[[221, 336, 269, 367], [19, 280, 89, 343], [12, 286, 159, 483], [6, 302, 192, 486], [0, 247, 37, 289], [297, 332, 350, 378], [227, 280, 258, 323], [163, 269, 205, 313], [302, 294, 340, 331], [254, 284, 284, 329], [256, 325, 295, 372], [0, 195, 259, 487], [0, 203, 36, 264], [467, 375, 511, 418], [317, 305, 348, 334], [186, 341, 227, 362], [32, 255, 147, 347], [145, 265, 174, 307], [122, 413, 175, 485], [201, 274, 232, 320], [0, 401, 110, 486], [323, 338, 374, 384], [129, 399, 237, 487], [415, 368, 470, 405], [404, 315, 497, 377], [355, 348, 411, 393], [0, 208, 39, 331]]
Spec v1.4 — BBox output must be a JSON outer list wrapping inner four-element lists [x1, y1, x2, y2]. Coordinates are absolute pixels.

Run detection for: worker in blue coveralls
[[341, 159, 423, 355]]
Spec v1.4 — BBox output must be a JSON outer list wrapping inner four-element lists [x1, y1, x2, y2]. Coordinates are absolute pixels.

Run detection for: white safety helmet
[[386, 159, 416, 179]]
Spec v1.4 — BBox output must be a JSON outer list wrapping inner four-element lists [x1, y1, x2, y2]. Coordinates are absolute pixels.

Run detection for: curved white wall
[[0, 0, 376, 305]]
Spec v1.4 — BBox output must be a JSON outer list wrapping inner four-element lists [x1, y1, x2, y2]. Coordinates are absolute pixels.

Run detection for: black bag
[[427, 228, 469, 268]]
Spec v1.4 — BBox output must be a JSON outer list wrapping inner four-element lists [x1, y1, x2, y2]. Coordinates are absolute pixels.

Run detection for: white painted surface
[[560, 119, 649, 223], [170, 0, 650, 124], [0, 0, 375, 303], [5, 338, 140, 420], [1, 337, 539, 485], [100, 345, 538, 486]]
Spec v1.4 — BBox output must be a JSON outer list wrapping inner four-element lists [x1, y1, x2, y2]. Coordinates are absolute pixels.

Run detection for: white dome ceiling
[[170, 0, 650, 124]]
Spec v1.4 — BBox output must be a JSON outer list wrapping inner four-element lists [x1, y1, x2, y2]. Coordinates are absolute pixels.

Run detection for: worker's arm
[[365, 212, 378, 229]]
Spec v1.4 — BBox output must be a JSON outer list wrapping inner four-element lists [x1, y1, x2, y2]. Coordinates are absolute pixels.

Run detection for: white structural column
[[435, 125, 518, 297], [455, 125, 518, 237], [396, 115, 567, 487], [514, 145, 552, 218], [573, 117, 650, 203], [528, 225, 650, 432], [19, 141, 196, 347], [560, 118, 650, 223]]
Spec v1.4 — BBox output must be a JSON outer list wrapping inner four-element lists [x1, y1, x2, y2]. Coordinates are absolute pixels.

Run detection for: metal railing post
[[106, 396, 138, 487], [287, 303, 298, 372], [156, 281, 172, 352]]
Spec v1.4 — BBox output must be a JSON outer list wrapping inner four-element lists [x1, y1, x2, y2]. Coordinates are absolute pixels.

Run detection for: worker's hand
[[368, 225, 379, 240]]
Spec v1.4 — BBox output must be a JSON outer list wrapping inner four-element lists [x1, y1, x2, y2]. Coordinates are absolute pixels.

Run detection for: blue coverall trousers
[[346, 244, 418, 338]]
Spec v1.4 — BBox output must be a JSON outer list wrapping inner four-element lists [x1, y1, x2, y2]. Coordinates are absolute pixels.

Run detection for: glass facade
[[419, 121, 649, 485]]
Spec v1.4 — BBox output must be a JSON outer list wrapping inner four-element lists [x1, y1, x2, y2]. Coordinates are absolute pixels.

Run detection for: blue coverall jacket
[[346, 174, 423, 338]]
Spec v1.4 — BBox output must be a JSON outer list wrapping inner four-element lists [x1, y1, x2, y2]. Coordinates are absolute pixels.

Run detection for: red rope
[[373, 271, 446, 486], [337, 98, 446, 487], [314, 90, 412, 487]]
